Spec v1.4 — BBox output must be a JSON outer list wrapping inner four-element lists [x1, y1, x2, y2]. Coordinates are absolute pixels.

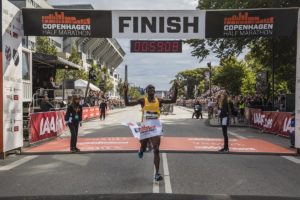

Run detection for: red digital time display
[[130, 40, 182, 53]]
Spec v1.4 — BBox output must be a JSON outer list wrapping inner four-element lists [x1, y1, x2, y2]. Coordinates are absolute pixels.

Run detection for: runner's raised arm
[[123, 83, 144, 106], [159, 81, 179, 104]]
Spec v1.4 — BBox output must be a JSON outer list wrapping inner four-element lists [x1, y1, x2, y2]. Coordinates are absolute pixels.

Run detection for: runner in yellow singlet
[[124, 82, 178, 181]]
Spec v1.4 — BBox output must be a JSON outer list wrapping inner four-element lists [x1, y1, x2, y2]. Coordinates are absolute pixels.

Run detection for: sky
[[49, 0, 220, 90]]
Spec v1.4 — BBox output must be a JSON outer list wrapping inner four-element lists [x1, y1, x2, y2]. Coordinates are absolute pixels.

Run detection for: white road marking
[[153, 167, 160, 193], [281, 156, 300, 164], [228, 130, 246, 139], [162, 153, 172, 193], [0, 156, 38, 171]]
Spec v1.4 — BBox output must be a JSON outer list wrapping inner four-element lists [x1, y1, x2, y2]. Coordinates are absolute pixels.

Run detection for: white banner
[[2, 0, 23, 152], [123, 120, 163, 140], [112, 10, 206, 39]]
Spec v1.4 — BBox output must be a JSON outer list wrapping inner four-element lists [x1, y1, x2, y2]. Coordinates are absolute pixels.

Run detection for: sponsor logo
[[253, 113, 273, 129], [39, 115, 64, 136], [223, 12, 274, 36], [138, 125, 157, 134], [13, 95, 19, 101], [283, 117, 294, 133], [119, 16, 199, 34], [14, 126, 19, 132], [41, 12, 91, 36], [5, 46, 11, 62], [12, 49, 19, 66]]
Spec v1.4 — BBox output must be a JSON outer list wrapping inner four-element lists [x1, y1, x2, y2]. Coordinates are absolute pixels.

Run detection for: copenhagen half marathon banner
[[22, 9, 206, 39], [22, 8, 298, 38], [205, 9, 298, 37]]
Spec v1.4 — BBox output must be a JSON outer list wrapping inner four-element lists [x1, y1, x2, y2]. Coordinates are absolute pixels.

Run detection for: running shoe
[[154, 173, 163, 181], [218, 148, 229, 152], [138, 150, 144, 158]]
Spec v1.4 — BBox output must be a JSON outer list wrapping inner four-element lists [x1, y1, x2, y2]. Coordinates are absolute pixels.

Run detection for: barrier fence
[[29, 106, 103, 144], [245, 108, 293, 137]]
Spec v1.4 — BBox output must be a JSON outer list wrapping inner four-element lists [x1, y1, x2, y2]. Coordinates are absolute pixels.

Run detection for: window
[[22, 51, 30, 80]]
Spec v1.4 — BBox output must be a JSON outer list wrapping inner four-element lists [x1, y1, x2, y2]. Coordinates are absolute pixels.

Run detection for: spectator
[[290, 112, 295, 148], [99, 101, 108, 120], [47, 76, 59, 99], [40, 94, 54, 112]]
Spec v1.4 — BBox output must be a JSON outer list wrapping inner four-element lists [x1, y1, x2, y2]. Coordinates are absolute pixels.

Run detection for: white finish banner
[[112, 10, 206, 39]]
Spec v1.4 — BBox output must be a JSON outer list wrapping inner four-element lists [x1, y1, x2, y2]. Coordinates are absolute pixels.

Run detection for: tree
[[174, 68, 208, 98], [36, 36, 57, 55], [98, 67, 114, 95], [213, 57, 256, 95], [186, 0, 299, 93], [128, 87, 143, 100], [68, 42, 81, 65], [54, 42, 88, 83]]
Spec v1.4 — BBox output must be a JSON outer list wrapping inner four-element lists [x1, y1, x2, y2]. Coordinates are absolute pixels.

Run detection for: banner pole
[[295, 8, 300, 154], [0, 0, 3, 159]]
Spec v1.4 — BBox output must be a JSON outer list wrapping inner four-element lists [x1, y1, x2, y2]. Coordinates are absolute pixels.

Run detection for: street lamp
[[207, 62, 212, 96]]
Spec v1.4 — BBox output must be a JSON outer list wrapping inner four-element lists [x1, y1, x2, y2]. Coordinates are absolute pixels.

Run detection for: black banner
[[22, 9, 112, 37], [205, 9, 298, 38]]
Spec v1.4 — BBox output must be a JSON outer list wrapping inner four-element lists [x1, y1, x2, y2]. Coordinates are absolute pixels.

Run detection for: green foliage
[[36, 36, 57, 55], [174, 67, 208, 98], [241, 67, 256, 95], [97, 66, 114, 95], [186, 0, 298, 93], [55, 69, 88, 84], [213, 57, 256, 95], [128, 87, 142, 100], [68, 42, 81, 65], [117, 80, 125, 97], [55, 41, 87, 83]]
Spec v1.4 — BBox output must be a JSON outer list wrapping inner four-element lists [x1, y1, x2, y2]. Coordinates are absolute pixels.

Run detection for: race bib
[[123, 119, 163, 140]]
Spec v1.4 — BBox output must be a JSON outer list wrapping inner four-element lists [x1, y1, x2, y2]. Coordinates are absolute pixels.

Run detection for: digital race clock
[[130, 40, 182, 53]]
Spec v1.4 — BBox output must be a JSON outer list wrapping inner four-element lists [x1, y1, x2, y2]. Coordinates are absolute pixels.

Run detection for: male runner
[[124, 82, 178, 181]]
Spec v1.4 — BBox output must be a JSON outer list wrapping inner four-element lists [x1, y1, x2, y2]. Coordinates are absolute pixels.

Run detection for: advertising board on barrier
[[248, 108, 292, 137], [1, 0, 23, 153], [30, 111, 66, 143]]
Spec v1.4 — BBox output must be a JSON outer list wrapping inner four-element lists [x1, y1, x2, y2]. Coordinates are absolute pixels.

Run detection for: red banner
[[29, 110, 67, 143], [82, 106, 101, 121], [248, 108, 293, 137]]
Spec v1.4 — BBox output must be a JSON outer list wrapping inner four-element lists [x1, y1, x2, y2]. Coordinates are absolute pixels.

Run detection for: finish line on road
[[23, 137, 295, 155]]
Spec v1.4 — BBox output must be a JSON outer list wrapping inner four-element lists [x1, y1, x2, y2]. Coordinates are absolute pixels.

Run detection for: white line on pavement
[[281, 156, 300, 164], [0, 156, 38, 171], [162, 153, 173, 193], [228, 130, 246, 139], [153, 167, 159, 193]]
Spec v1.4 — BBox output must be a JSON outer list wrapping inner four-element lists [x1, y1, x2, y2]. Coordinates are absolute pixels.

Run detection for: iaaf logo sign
[[283, 117, 294, 133], [253, 113, 273, 129], [223, 12, 274, 37], [39, 115, 65, 136], [41, 12, 91, 36]]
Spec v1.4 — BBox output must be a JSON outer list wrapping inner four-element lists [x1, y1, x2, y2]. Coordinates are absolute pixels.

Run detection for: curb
[[21, 149, 298, 156]]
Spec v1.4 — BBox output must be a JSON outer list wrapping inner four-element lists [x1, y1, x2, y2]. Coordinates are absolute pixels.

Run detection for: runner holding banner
[[124, 82, 178, 181]]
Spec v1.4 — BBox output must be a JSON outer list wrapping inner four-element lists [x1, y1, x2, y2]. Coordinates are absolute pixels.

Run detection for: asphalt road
[[0, 106, 300, 199]]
